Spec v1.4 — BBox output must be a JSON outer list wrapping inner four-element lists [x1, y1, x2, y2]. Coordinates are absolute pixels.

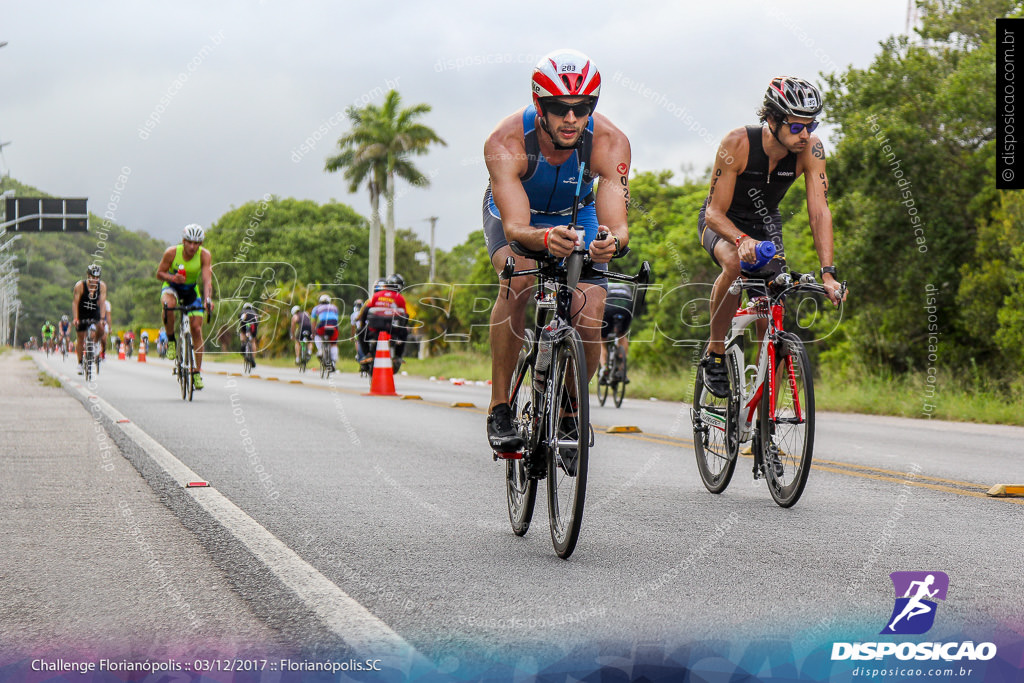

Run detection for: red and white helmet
[[531, 49, 601, 113]]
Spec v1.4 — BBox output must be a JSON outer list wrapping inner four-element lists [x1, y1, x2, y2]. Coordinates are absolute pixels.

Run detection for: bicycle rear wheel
[[759, 332, 814, 508], [506, 329, 538, 536], [546, 330, 589, 559], [692, 345, 739, 494], [612, 348, 627, 408]]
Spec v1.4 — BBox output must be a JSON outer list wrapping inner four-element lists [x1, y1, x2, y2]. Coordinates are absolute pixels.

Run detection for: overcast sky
[[1, 1, 910, 252]]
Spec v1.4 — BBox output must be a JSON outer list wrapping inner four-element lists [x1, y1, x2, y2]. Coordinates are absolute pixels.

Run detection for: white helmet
[[183, 223, 205, 242], [291, 305, 300, 315], [319, 294, 330, 304], [531, 49, 601, 114]]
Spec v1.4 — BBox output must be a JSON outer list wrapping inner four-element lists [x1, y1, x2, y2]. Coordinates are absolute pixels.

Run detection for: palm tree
[[325, 90, 445, 289]]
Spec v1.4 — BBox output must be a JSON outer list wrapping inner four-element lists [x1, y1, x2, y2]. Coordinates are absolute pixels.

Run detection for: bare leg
[[488, 246, 535, 411]]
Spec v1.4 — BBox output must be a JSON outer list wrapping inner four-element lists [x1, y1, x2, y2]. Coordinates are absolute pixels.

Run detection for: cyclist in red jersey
[[357, 274, 409, 370]]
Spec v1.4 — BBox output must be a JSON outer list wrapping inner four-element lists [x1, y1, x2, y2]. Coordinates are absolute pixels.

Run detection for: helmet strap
[[537, 114, 582, 152]]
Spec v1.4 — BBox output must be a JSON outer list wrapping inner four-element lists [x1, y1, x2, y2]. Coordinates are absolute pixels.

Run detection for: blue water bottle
[[741, 240, 777, 271]]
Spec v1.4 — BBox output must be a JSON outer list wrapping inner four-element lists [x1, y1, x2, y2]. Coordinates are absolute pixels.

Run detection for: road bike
[[318, 338, 336, 379], [500, 232, 650, 559], [60, 337, 69, 362], [691, 270, 845, 507], [164, 303, 209, 401], [597, 334, 628, 408], [81, 324, 100, 381], [297, 337, 312, 373]]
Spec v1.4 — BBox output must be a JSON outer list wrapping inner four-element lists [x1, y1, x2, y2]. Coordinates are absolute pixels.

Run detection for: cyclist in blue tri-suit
[[483, 48, 631, 452]]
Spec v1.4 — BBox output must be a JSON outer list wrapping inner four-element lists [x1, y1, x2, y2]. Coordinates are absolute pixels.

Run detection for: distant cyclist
[[358, 274, 409, 370], [101, 299, 112, 359], [57, 315, 72, 354], [599, 282, 634, 383], [239, 302, 259, 367], [290, 305, 314, 365], [157, 223, 214, 390], [72, 264, 107, 375], [123, 329, 135, 358], [140, 330, 150, 355], [698, 76, 844, 398], [40, 320, 56, 354], [311, 294, 341, 369], [157, 327, 168, 358]]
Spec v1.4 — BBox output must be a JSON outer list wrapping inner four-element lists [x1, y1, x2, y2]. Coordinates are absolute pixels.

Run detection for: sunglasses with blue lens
[[782, 120, 819, 135]]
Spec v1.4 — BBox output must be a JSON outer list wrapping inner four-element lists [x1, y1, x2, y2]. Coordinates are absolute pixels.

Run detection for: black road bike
[[164, 303, 210, 402], [500, 233, 650, 559]]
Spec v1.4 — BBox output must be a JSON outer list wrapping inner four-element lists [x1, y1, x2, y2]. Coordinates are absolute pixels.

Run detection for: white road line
[[62, 373, 422, 664]]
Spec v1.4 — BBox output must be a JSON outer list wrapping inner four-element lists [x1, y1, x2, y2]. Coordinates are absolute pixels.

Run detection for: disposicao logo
[[831, 571, 997, 662], [881, 571, 948, 635]]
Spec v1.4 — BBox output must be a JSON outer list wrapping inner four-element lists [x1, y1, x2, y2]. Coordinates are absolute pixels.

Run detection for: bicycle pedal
[[494, 451, 523, 461]]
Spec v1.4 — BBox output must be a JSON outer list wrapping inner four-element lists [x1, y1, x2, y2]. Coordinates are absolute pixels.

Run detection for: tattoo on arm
[[812, 141, 825, 160], [709, 168, 721, 201], [620, 175, 630, 209], [819, 172, 829, 205]]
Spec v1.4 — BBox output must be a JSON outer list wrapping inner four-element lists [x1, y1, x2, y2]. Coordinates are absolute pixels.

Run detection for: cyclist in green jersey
[[41, 321, 56, 353], [156, 224, 214, 389]]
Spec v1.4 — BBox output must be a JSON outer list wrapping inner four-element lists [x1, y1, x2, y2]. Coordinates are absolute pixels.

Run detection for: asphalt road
[[23, 350, 1024, 676]]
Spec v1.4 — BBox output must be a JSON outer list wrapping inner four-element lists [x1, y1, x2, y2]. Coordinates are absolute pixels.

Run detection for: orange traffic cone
[[365, 331, 399, 396], [118, 342, 126, 360], [137, 343, 147, 363]]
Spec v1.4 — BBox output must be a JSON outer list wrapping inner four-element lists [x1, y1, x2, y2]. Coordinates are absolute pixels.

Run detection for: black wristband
[[820, 266, 837, 277], [612, 235, 621, 256]]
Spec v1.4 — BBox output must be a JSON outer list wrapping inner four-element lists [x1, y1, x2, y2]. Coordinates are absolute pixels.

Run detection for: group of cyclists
[[285, 273, 411, 374], [44, 50, 846, 460], [482, 49, 845, 455]]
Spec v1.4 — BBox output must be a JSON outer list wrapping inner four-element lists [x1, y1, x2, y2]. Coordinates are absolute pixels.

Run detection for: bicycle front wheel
[[692, 345, 739, 494], [546, 330, 589, 559], [759, 332, 814, 507], [184, 333, 195, 402], [506, 329, 538, 536]]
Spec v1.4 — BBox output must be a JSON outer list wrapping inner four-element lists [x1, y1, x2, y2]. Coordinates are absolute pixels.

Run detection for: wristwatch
[[820, 266, 837, 277], [612, 235, 621, 257]]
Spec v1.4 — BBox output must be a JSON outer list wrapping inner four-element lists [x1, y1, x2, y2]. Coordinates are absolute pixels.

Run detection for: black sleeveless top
[[76, 280, 101, 320], [726, 125, 798, 227]]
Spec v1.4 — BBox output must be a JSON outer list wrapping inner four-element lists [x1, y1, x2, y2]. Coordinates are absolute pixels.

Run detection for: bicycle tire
[[506, 329, 538, 536], [597, 376, 609, 406], [612, 348, 627, 408], [184, 332, 195, 401], [546, 329, 589, 559], [692, 345, 740, 494], [759, 331, 814, 508], [84, 342, 93, 382]]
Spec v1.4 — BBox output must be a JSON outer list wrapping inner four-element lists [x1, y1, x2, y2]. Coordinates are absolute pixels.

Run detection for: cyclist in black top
[[71, 264, 107, 374], [239, 302, 259, 367], [290, 305, 314, 365], [698, 77, 845, 397], [599, 282, 634, 382]]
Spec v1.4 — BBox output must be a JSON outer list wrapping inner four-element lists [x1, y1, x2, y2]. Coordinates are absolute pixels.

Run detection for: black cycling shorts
[[601, 304, 632, 340]]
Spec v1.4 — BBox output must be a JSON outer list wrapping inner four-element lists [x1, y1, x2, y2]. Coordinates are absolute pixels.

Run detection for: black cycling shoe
[[487, 403, 524, 452], [557, 416, 580, 477], [701, 352, 730, 398]]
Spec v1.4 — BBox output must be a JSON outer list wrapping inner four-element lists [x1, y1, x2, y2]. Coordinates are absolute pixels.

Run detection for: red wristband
[[734, 234, 750, 247], [544, 227, 553, 251]]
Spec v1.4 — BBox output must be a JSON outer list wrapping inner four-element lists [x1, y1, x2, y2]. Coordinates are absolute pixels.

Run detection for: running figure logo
[[881, 571, 949, 635]]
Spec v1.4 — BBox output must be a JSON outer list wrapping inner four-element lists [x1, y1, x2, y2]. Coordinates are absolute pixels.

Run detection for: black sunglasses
[[541, 99, 593, 118], [782, 120, 819, 135]]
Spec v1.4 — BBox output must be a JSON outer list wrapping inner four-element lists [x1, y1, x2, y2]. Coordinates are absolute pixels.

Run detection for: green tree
[[823, 0, 1012, 372], [325, 90, 446, 288]]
